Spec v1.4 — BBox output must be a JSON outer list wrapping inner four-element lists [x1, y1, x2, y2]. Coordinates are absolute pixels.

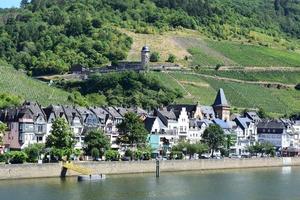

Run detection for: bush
[[91, 148, 100, 160], [7, 151, 28, 164], [170, 151, 183, 160], [124, 149, 133, 158], [150, 52, 160, 62], [0, 154, 5, 162], [24, 145, 41, 163], [167, 54, 176, 63], [105, 150, 120, 161], [134, 150, 143, 160], [295, 83, 300, 90]]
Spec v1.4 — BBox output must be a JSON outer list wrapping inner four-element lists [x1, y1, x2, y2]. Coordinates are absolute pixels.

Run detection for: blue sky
[[0, 0, 21, 8]]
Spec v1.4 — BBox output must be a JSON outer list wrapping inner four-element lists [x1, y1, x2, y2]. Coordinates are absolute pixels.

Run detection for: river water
[[0, 167, 299, 200]]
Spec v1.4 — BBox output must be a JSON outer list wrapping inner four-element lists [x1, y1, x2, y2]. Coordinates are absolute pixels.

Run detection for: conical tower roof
[[213, 88, 229, 107]]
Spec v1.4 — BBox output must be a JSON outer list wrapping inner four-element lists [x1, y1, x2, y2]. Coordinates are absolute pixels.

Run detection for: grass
[[188, 48, 223, 66], [154, 72, 300, 115], [197, 70, 300, 85], [0, 65, 72, 106], [207, 41, 300, 67]]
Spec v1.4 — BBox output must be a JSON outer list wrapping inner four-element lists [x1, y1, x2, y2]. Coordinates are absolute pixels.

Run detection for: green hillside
[[0, 64, 72, 106], [152, 72, 300, 116]]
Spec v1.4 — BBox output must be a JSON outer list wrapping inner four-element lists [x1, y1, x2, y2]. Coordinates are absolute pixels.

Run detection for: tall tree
[[84, 129, 110, 157], [46, 118, 74, 159], [202, 125, 225, 157], [117, 112, 148, 147]]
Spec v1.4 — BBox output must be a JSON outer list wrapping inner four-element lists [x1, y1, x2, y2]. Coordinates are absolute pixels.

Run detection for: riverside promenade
[[0, 157, 299, 180]]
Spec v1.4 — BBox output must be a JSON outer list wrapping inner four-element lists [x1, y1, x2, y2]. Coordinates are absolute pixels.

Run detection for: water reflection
[[1, 167, 300, 200]]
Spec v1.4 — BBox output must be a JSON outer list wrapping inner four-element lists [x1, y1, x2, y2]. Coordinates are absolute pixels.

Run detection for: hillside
[[0, 63, 72, 106], [0, 0, 299, 116]]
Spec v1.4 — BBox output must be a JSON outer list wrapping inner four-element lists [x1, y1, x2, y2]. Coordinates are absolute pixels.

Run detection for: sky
[[0, 0, 21, 8]]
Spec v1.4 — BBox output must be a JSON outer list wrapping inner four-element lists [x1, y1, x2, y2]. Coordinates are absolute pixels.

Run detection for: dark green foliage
[[105, 150, 120, 161], [167, 54, 176, 63], [0, 93, 22, 109], [7, 151, 28, 164], [65, 71, 182, 108], [258, 107, 267, 119], [24, 144, 44, 163], [117, 112, 148, 146], [295, 83, 300, 90], [202, 125, 225, 157], [150, 52, 160, 62], [84, 130, 110, 157], [91, 148, 100, 160]]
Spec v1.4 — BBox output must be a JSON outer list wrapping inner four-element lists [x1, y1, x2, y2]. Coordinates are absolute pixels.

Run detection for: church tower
[[141, 46, 150, 70], [212, 88, 230, 121]]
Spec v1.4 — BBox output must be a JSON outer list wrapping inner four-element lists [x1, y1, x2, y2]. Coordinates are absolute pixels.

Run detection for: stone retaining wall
[[0, 157, 299, 180]]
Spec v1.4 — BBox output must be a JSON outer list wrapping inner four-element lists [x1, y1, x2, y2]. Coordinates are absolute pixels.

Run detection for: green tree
[[150, 52, 160, 62], [24, 143, 45, 163], [117, 112, 148, 147], [167, 54, 176, 63], [202, 125, 225, 157], [7, 151, 28, 164], [105, 150, 120, 161], [84, 130, 110, 157], [45, 118, 74, 160], [91, 147, 100, 160], [0, 122, 7, 146], [258, 107, 267, 119]]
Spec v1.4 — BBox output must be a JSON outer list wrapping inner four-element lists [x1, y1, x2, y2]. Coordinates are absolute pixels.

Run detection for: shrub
[[124, 149, 133, 158], [150, 52, 160, 62], [24, 146, 39, 163], [91, 148, 100, 160], [295, 83, 300, 90], [134, 150, 143, 160], [0, 154, 5, 162], [170, 151, 183, 160], [7, 151, 28, 164], [167, 54, 176, 63], [105, 150, 120, 161]]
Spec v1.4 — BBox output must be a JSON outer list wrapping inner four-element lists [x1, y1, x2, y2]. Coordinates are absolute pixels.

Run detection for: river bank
[[0, 157, 299, 180]]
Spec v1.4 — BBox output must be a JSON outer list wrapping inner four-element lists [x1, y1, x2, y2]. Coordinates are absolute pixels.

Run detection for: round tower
[[141, 46, 150, 69]]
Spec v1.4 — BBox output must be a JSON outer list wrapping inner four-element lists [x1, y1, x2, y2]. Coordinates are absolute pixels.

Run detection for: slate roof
[[156, 108, 177, 120], [90, 107, 108, 121], [257, 120, 285, 129], [167, 104, 197, 118], [144, 116, 156, 133], [245, 111, 261, 121], [62, 105, 82, 124], [213, 88, 229, 107], [105, 107, 123, 119], [43, 105, 65, 121], [213, 118, 232, 129], [201, 106, 215, 118], [235, 117, 252, 130]]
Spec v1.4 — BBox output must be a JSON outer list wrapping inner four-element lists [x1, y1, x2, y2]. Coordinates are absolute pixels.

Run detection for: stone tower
[[212, 88, 230, 121], [141, 46, 150, 70]]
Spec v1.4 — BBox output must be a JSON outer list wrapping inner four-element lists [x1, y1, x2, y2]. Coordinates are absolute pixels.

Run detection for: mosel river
[[0, 167, 299, 200]]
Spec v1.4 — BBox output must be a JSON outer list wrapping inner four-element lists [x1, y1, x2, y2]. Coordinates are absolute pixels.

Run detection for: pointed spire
[[213, 88, 229, 107]]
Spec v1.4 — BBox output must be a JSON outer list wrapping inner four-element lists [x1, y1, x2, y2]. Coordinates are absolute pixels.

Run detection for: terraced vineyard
[[153, 72, 300, 116], [207, 41, 300, 67], [0, 65, 72, 106], [196, 70, 300, 85]]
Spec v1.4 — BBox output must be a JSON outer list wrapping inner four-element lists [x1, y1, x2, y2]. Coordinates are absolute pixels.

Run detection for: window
[[37, 125, 43, 132]]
